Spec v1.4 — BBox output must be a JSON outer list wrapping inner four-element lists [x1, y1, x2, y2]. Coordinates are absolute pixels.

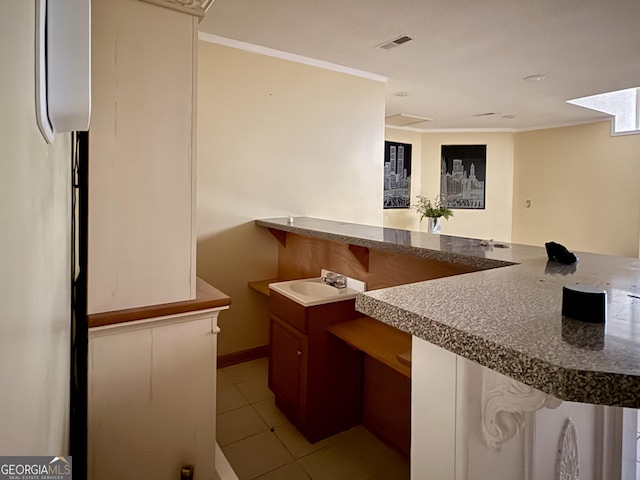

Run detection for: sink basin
[[269, 276, 365, 307], [289, 281, 339, 298]]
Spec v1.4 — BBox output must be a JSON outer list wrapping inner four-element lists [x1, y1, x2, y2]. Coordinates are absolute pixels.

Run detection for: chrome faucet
[[321, 272, 347, 289]]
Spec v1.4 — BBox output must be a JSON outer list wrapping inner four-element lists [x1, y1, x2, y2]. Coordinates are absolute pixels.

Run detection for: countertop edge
[[355, 294, 640, 408]]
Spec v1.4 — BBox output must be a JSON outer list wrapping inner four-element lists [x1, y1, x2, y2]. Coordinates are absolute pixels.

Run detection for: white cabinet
[[88, 308, 226, 480], [411, 337, 638, 480], [88, 0, 199, 314]]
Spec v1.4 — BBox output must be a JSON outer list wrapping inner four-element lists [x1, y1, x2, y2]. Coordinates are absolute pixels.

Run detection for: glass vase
[[427, 217, 441, 234]]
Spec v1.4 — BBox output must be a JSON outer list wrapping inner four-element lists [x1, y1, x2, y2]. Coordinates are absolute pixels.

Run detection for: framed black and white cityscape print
[[383, 141, 412, 209], [440, 145, 486, 209]]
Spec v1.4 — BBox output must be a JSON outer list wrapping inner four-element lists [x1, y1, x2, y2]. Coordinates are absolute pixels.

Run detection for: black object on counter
[[545, 241, 578, 265], [562, 285, 607, 323]]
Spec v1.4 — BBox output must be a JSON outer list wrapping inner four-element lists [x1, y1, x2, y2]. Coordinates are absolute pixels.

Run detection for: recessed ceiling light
[[523, 74, 546, 82], [472, 112, 496, 117], [394, 91, 409, 97], [502, 115, 516, 119]]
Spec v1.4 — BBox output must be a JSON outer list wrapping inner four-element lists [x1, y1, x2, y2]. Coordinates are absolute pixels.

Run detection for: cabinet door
[[89, 316, 217, 480], [269, 315, 307, 423]]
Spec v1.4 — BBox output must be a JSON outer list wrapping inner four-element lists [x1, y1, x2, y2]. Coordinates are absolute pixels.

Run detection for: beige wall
[[512, 121, 640, 257], [420, 132, 515, 242], [197, 41, 386, 355], [383, 128, 423, 231], [0, 2, 70, 453], [386, 121, 640, 256], [88, 0, 198, 313]]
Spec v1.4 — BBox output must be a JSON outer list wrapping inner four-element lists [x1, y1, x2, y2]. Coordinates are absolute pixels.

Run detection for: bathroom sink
[[269, 274, 365, 307], [289, 281, 339, 298]]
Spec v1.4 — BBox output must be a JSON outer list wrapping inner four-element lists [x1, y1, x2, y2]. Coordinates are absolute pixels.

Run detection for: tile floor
[[217, 357, 410, 480]]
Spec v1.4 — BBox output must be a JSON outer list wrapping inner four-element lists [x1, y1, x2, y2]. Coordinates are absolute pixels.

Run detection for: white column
[[411, 336, 634, 480]]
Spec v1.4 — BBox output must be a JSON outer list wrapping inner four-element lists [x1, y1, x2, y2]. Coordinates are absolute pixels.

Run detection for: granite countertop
[[258, 216, 640, 408], [256, 216, 543, 270]]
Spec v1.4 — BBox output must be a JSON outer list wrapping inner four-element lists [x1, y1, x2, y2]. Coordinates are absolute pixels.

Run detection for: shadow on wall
[[197, 221, 277, 356], [383, 207, 421, 232]]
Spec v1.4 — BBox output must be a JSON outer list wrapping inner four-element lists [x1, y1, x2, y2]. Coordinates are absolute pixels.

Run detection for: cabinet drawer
[[269, 290, 308, 333]]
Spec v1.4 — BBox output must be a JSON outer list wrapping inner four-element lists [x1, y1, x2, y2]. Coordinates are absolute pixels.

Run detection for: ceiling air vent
[[386, 114, 434, 127], [378, 35, 412, 50]]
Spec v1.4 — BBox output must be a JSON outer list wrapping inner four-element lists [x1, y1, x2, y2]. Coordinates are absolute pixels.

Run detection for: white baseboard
[[215, 443, 238, 480]]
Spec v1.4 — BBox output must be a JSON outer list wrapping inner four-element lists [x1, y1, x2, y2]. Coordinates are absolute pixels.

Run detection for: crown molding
[[138, 0, 214, 18], [386, 118, 611, 134], [386, 125, 517, 133], [198, 33, 388, 83]]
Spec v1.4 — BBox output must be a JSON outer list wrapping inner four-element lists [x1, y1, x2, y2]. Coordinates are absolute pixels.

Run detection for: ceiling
[[199, 0, 640, 131]]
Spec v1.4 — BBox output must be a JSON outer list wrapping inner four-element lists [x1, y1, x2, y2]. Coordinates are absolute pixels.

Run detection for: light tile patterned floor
[[217, 357, 410, 480]]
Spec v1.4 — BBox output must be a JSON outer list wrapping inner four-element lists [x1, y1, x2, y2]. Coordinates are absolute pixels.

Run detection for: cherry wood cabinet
[[268, 290, 362, 443], [269, 315, 307, 421]]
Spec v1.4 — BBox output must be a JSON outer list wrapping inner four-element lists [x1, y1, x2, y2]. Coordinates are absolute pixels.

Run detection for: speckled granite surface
[[257, 217, 640, 407], [256, 216, 542, 270]]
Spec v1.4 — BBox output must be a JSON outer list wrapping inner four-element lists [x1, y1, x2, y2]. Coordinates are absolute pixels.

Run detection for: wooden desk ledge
[[248, 278, 280, 296], [327, 317, 411, 378], [88, 277, 231, 328]]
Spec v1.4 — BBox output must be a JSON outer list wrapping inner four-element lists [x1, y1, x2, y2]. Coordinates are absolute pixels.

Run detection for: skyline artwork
[[440, 144, 486, 209], [383, 141, 412, 209]]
